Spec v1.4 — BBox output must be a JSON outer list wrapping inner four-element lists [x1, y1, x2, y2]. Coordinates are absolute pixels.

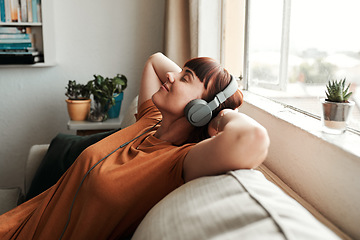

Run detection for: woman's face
[[152, 67, 206, 119]]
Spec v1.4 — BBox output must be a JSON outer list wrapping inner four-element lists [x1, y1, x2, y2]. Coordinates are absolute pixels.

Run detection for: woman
[[0, 53, 269, 239]]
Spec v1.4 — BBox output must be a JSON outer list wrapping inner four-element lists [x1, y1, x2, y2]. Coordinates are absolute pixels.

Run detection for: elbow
[[145, 52, 163, 66], [148, 52, 164, 61], [235, 125, 270, 170], [249, 126, 270, 168]]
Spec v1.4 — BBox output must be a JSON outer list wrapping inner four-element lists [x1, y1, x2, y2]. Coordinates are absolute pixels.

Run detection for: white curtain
[[163, 0, 199, 66]]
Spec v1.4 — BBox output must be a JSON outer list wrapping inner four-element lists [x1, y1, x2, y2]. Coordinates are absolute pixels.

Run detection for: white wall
[[0, 0, 165, 189]]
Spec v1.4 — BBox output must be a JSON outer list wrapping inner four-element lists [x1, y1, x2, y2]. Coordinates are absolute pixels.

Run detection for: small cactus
[[325, 78, 352, 103]]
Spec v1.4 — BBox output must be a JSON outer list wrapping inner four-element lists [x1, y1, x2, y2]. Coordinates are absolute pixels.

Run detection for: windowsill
[[242, 91, 360, 158], [239, 91, 360, 239], [247, 84, 360, 132]]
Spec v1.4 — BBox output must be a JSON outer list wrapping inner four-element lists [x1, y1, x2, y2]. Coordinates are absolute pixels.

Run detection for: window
[[243, 0, 360, 132]]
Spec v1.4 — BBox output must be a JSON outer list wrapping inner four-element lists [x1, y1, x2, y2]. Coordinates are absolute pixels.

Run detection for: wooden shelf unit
[[0, 0, 55, 67]]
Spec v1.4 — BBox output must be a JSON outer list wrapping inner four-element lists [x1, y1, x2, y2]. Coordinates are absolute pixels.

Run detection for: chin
[[152, 93, 166, 112], [152, 94, 185, 118], [151, 93, 160, 107]]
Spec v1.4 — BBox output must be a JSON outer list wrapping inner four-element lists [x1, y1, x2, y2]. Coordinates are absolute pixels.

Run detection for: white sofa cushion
[[132, 169, 339, 240], [120, 95, 138, 129], [24, 144, 50, 196], [0, 187, 23, 215]]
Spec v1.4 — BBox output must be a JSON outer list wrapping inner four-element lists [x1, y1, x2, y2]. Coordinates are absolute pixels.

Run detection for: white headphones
[[184, 75, 238, 127]]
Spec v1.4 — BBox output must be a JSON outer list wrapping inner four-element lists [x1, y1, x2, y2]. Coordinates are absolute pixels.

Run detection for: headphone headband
[[207, 75, 238, 111], [185, 75, 238, 127]]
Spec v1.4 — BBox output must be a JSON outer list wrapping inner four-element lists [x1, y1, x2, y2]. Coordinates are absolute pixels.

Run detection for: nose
[[166, 72, 175, 83]]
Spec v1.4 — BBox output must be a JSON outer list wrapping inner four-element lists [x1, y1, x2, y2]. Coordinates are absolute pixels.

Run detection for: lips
[[162, 82, 170, 92]]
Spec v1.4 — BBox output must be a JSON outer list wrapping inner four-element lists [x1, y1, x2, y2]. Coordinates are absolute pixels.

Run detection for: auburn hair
[[183, 57, 244, 143]]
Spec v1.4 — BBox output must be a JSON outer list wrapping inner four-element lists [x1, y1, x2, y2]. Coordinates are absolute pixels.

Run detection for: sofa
[[0, 97, 344, 239]]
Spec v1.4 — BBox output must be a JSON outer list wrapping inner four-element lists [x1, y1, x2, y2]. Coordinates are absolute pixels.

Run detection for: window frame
[[244, 0, 293, 91], [241, 0, 360, 134]]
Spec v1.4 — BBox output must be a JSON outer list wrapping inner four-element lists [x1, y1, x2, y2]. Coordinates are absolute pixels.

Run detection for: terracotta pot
[[65, 99, 91, 121]]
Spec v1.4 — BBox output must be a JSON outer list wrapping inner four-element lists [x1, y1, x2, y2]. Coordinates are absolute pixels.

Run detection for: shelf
[[68, 118, 123, 131], [0, 62, 55, 68], [0, 22, 42, 27], [0, 0, 55, 67]]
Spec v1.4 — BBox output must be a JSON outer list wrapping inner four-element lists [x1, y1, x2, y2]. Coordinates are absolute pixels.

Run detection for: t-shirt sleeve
[[136, 99, 162, 122], [170, 144, 194, 185]]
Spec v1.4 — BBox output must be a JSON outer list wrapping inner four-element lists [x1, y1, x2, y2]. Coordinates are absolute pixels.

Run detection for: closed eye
[[182, 72, 192, 82], [180, 68, 194, 83]]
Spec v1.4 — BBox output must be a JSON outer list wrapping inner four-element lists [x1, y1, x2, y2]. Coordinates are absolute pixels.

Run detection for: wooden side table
[[67, 118, 122, 136]]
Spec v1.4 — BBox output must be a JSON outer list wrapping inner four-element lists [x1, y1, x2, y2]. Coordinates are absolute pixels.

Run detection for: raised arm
[[138, 52, 182, 109], [183, 109, 270, 182]]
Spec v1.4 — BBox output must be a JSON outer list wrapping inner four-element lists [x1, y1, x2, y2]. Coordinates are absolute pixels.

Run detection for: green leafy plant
[[65, 80, 91, 100], [88, 74, 127, 108], [325, 78, 352, 103], [87, 74, 127, 121]]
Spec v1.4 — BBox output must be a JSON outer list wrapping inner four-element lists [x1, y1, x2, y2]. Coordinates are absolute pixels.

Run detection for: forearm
[[209, 110, 270, 168], [209, 109, 262, 136], [138, 52, 181, 106], [221, 112, 257, 135], [145, 52, 181, 84], [184, 111, 269, 182]]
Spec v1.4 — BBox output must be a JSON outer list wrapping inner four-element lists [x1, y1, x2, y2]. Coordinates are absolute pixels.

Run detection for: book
[[26, 0, 31, 22], [0, 0, 5, 22], [0, 47, 36, 52], [10, 0, 19, 22], [4, 0, 12, 22], [0, 51, 43, 64], [36, 0, 40, 22], [0, 33, 31, 39], [0, 50, 38, 54], [0, 38, 31, 43], [0, 42, 32, 49], [19, 0, 27, 22], [0, 27, 26, 34], [31, 0, 37, 22]]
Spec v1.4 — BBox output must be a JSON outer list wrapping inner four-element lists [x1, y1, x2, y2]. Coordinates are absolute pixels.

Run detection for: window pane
[[286, 0, 360, 130], [247, 0, 360, 131], [248, 0, 283, 87]]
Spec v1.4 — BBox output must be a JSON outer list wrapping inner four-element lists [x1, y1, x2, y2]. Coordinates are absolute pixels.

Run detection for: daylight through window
[[244, 0, 360, 131]]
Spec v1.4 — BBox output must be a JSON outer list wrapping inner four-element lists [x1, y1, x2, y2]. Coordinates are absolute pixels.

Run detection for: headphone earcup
[[184, 99, 212, 127]]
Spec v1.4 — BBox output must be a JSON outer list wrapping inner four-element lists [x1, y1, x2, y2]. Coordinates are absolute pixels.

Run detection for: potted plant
[[88, 74, 127, 122], [321, 78, 354, 134], [107, 74, 127, 119], [65, 80, 91, 121]]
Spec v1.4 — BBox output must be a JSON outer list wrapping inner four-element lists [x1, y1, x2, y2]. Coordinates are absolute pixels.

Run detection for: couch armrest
[[0, 187, 24, 215], [120, 95, 138, 129], [0, 145, 49, 214], [24, 144, 49, 197]]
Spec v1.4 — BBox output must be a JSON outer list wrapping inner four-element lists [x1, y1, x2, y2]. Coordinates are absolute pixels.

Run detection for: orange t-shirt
[[0, 99, 195, 239]]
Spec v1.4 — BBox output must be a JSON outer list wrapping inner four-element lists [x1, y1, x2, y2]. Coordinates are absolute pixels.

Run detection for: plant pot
[[321, 98, 354, 134], [108, 92, 124, 119], [66, 99, 91, 121]]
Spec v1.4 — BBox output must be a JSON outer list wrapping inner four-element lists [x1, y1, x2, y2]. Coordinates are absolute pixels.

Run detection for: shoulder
[[136, 99, 162, 122]]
